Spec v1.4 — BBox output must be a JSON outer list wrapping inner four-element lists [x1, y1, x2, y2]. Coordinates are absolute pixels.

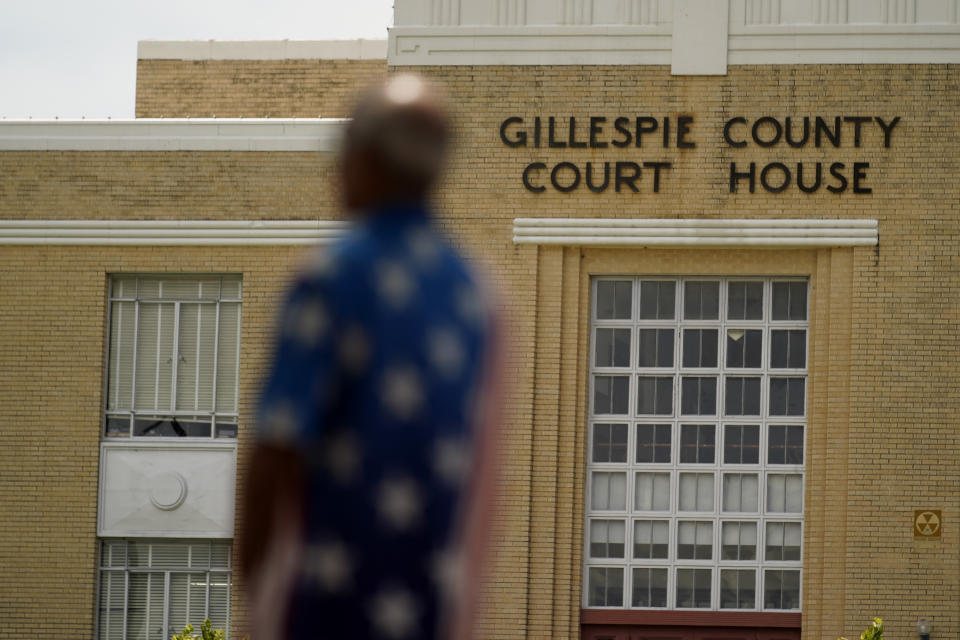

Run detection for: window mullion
[[130, 296, 140, 436], [194, 301, 202, 413], [233, 301, 242, 417], [211, 298, 222, 435], [225, 568, 232, 640], [153, 302, 162, 411], [712, 526, 720, 609], [123, 566, 130, 640], [144, 570, 153, 640], [163, 571, 171, 640], [205, 570, 211, 623], [111, 300, 120, 415], [171, 302, 181, 414]]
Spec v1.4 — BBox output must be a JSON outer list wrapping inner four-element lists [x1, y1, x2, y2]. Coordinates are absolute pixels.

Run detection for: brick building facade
[[1, 2, 959, 639]]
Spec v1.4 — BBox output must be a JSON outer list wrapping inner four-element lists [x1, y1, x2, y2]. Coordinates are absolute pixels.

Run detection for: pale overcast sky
[[0, 0, 394, 119]]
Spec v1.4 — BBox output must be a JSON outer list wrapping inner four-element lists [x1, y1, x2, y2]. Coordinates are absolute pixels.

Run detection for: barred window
[[586, 278, 805, 611], [97, 539, 232, 640], [104, 275, 241, 439]]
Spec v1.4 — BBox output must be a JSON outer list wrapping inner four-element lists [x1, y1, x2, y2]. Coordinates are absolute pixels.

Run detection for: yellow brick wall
[[0, 63, 957, 640], [0, 243, 307, 639], [0, 151, 341, 221], [135, 59, 386, 118], [404, 63, 959, 640]]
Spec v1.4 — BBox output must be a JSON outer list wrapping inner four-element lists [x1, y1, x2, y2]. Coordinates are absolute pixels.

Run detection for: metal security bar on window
[[585, 277, 806, 611], [97, 539, 232, 640], [105, 275, 241, 439]]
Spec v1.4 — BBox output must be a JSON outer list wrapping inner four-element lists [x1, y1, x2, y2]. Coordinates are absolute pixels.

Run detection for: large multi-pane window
[[97, 540, 232, 640], [105, 275, 242, 438], [585, 278, 806, 611]]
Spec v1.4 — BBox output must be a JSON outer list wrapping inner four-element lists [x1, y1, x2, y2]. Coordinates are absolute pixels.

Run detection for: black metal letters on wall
[[499, 115, 901, 194]]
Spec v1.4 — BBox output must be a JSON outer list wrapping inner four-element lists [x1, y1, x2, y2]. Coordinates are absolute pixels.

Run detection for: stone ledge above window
[[513, 218, 878, 248], [0, 219, 350, 245]]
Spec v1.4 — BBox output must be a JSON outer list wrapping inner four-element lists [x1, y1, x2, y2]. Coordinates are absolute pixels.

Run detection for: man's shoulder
[[296, 218, 481, 311], [298, 230, 378, 286]]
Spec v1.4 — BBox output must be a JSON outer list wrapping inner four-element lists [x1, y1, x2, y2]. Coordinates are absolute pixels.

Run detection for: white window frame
[[103, 274, 242, 440], [96, 539, 232, 640], [583, 277, 806, 612]]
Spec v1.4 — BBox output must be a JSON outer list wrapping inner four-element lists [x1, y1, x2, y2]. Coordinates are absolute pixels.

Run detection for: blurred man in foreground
[[240, 75, 498, 640]]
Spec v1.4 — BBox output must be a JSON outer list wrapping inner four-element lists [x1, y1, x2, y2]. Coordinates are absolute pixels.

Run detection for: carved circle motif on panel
[[149, 471, 188, 511]]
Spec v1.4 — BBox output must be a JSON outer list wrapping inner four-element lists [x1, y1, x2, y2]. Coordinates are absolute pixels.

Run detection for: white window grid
[[104, 275, 242, 439], [584, 277, 806, 612], [96, 539, 232, 640]]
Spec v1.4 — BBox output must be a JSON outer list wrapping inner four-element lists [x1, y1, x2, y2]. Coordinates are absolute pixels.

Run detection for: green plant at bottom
[[171, 618, 226, 640], [839, 617, 883, 640]]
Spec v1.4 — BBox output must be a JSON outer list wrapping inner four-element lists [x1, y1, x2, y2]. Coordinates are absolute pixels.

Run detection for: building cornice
[[0, 119, 346, 151], [0, 220, 351, 246], [388, 25, 673, 66], [512, 218, 879, 248], [388, 0, 960, 70]]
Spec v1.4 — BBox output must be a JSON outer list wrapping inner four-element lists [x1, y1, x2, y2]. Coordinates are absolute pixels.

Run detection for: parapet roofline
[[0, 118, 347, 151], [138, 39, 387, 61]]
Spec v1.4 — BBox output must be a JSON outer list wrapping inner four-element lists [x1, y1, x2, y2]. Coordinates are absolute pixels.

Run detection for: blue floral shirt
[[258, 203, 489, 639]]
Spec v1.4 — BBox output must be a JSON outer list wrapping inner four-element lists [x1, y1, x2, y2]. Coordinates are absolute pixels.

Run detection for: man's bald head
[[341, 75, 450, 213]]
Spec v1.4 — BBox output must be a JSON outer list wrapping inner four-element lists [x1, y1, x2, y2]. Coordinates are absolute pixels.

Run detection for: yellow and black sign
[[914, 510, 941, 538]]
